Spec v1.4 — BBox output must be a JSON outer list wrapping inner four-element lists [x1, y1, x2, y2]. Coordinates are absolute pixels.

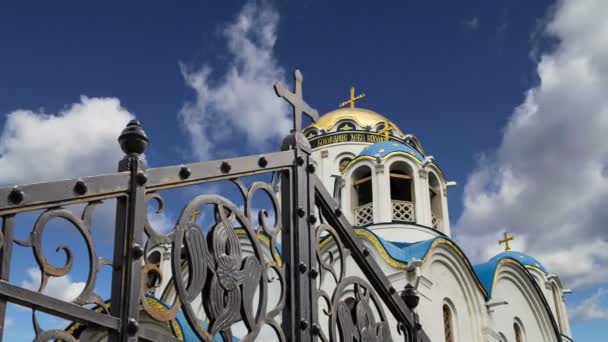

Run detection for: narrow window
[[352, 166, 373, 225], [389, 161, 415, 222], [443, 304, 454, 342], [515, 322, 523, 342], [429, 172, 443, 229]]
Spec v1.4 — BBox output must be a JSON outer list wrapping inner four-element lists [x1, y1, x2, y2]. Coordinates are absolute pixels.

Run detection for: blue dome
[[357, 141, 425, 162], [473, 251, 547, 297]]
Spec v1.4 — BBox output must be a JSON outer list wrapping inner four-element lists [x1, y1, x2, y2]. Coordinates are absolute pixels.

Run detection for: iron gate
[[0, 70, 429, 341]]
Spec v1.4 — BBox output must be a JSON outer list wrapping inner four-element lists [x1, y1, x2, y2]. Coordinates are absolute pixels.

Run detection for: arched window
[[428, 172, 443, 229], [389, 161, 415, 223], [443, 304, 455, 342], [514, 321, 524, 342], [352, 166, 373, 226]]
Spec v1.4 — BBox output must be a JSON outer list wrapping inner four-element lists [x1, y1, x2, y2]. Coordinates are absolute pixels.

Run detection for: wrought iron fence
[[0, 69, 429, 341]]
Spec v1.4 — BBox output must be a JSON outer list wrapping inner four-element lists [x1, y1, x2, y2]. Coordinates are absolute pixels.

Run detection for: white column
[[416, 169, 432, 227], [441, 186, 451, 236], [374, 163, 392, 223]]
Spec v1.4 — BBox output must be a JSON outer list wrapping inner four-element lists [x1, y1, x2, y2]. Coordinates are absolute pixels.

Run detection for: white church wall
[[418, 245, 487, 342], [490, 264, 558, 342], [367, 224, 443, 243]]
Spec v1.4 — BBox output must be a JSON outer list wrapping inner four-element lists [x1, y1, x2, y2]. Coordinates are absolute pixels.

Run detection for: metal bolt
[[299, 319, 309, 330], [298, 262, 307, 273], [131, 243, 144, 260], [296, 156, 305, 166], [220, 161, 231, 173], [308, 215, 317, 224], [362, 248, 370, 257], [311, 324, 320, 335], [306, 164, 316, 173], [297, 208, 306, 218], [136, 172, 147, 186], [179, 166, 191, 180], [389, 286, 396, 294], [74, 179, 87, 195], [310, 268, 318, 279], [334, 208, 342, 217], [8, 187, 24, 205], [258, 156, 268, 168], [126, 318, 139, 335]]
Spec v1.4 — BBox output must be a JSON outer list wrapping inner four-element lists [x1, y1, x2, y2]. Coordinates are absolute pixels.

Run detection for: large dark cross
[[274, 69, 319, 132]]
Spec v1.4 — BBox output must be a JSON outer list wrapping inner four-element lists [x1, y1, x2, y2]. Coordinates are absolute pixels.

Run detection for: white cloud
[[179, 0, 290, 161], [569, 288, 608, 322], [464, 16, 479, 30], [455, 0, 608, 290], [0, 96, 134, 185], [21, 268, 85, 302]]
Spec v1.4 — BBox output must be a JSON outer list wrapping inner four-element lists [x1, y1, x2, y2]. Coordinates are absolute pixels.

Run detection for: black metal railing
[[0, 70, 427, 341]]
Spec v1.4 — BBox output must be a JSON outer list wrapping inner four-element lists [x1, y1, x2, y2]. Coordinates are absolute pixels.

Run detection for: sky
[[1, 0, 607, 340]]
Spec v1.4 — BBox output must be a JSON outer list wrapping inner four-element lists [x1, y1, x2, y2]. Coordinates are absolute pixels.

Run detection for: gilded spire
[[339, 86, 366, 109]]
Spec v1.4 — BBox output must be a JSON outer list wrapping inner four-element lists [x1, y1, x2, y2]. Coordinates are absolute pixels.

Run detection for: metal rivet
[[298, 262, 307, 273], [334, 208, 342, 217], [258, 156, 268, 168], [389, 286, 396, 294], [306, 164, 315, 173], [8, 187, 24, 205], [74, 179, 87, 195], [179, 166, 191, 180], [311, 324, 320, 335], [136, 172, 147, 186], [220, 161, 231, 173], [310, 268, 318, 279], [126, 318, 139, 335], [308, 215, 317, 224], [296, 156, 304, 166], [131, 243, 144, 260], [297, 208, 306, 218], [363, 248, 370, 257], [299, 319, 309, 330]]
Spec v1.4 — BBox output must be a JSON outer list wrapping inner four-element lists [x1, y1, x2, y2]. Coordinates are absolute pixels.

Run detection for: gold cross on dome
[[274, 69, 319, 132], [191, 209, 201, 223], [339, 86, 366, 109], [498, 232, 515, 251], [378, 120, 396, 141]]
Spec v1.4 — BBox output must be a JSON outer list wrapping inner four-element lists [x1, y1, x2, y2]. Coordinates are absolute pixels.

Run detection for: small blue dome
[[357, 141, 425, 162], [473, 251, 547, 297]]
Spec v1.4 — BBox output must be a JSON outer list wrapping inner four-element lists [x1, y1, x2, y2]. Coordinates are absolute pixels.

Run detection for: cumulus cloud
[[0, 96, 134, 185], [21, 268, 85, 302], [456, 0, 608, 290], [179, 1, 290, 161], [569, 288, 608, 322]]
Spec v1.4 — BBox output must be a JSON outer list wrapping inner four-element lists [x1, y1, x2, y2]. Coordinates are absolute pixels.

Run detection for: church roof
[[356, 141, 425, 162], [473, 251, 547, 297], [305, 107, 404, 136]]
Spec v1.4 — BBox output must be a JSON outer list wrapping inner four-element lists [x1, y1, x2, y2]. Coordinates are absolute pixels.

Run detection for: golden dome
[[305, 107, 404, 136]]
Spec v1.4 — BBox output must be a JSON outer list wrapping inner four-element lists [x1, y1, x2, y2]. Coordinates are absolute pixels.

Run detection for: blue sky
[[1, 0, 607, 340]]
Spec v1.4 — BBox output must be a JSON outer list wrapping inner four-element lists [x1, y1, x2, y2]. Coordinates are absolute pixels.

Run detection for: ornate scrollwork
[[141, 177, 285, 341], [315, 222, 394, 342], [14, 201, 110, 310]]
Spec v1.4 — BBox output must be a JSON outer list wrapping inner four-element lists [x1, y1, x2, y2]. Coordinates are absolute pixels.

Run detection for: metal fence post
[[109, 120, 148, 341], [280, 131, 317, 342], [0, 215, 15, 342]]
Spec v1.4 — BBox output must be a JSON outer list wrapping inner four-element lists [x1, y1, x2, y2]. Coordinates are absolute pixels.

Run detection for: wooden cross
[[498, 232, 514, 251], [378, 120, 396, 141], [191, 209, 201, 223], [274, 69, 319, 132], [339, 86, 366, 109]]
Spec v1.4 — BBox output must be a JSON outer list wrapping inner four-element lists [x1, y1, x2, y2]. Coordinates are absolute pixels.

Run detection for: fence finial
[[118, 119, 149, 155]]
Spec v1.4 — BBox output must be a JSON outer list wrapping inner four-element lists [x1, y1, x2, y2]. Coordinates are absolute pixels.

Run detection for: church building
[[302, 88, 572, 342]]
